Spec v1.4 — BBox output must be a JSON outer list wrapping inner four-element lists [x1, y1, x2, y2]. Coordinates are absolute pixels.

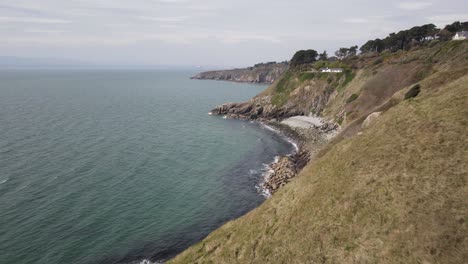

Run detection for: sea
[[0, 69, 294, 264]]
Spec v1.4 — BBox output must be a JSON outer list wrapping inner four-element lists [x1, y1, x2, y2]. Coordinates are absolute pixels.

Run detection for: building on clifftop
[[319, 67, 343, 73], [452, 31, 468, 40]]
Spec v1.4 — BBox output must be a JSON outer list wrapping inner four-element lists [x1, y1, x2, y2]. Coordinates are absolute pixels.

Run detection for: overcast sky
[[1, 0, 467, 67]]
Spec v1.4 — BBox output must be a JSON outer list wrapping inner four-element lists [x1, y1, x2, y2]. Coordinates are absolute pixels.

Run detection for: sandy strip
[[280, 116, 324, 129]]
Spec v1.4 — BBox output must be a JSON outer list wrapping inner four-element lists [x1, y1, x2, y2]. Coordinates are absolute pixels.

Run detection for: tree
[[318, 50, 328, 61], [440, 21, 468, 40], [335, 46, 358, 60], [358, 22, 455, 54], [348, 45, 358, 57], [290, 49, 318, 67], [335, 48, 349, 60]]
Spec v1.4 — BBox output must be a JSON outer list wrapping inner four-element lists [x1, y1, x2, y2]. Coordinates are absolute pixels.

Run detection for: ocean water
[[0, 70, 293, 264]]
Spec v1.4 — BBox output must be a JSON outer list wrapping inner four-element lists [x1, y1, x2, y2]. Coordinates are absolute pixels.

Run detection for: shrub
[[405, 84, 421, 99], [373, 58, 383, 65], [428, 39, 440, 48], [299, 72, 315, 82], [346, 93, 359, 103], [340, 70, 355, 89]]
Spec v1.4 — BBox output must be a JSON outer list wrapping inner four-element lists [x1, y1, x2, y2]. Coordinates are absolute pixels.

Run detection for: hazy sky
[[1, 0, 467, 67]]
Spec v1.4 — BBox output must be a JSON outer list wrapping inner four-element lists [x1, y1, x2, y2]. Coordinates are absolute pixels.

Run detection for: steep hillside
[[170, 58, 468, 264], [170, 40, 468, 263], [191, 62, 288, 84]]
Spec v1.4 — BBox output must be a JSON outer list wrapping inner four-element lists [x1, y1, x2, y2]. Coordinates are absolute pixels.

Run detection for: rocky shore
[[191, 62, 288, 84], [210, 97, 339, 196], [258, 121, 335, 195], [208, 83, 339, 195], [209, 94, 339, 195], [210, 94, 313, 123]]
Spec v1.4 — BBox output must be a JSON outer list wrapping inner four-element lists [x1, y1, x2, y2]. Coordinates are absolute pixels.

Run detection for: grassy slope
[[323, 41, 468, 126], [170, 50, 468, 262]]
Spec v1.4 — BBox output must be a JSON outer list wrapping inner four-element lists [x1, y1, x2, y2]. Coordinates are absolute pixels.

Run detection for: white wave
[[0, 178, 7, 185], [261, 124, 299, 154], [255, 155, 282, 198], [273, 155, 280, 163], [262, 124, 277, 132], [222, 115, 227, 119], [138, 259, 163, 264], [249, 169, 259, 175], [284, 137, 299, 153], [207, 112, 212, 115]]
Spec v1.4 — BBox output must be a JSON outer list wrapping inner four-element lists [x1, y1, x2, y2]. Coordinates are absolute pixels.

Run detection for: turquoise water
[[0, 70, 293, 264]]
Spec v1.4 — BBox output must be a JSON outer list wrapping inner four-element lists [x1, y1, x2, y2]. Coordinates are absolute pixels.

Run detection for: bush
[[405, 84, 421, 99], [299, 72, 315, 82], [346, 93, 359, 103], [428, 39, 441, 48], [373, 58, 383, 65]]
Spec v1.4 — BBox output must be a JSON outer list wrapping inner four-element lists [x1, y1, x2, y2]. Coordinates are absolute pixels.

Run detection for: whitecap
[[249, 169, 259, 175], [261, 124, 299, 154], [255, 155, 283, 198], [138, 259, 163, 264]]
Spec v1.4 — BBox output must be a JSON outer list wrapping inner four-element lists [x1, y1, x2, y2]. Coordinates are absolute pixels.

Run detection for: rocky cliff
[[170, 40, 468, 264], [191, 61, 288, 84]]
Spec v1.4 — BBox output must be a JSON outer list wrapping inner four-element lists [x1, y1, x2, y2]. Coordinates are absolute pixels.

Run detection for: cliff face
[[211, 41, 468, 134], [210, 70, 344, 123], [191, 62, 288, 84], [170, 40, 468, 263]]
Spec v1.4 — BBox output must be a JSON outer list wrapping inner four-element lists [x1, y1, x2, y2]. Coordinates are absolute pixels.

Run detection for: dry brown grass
[[169, 74, 468, 263], [323, 40, 468, 127]]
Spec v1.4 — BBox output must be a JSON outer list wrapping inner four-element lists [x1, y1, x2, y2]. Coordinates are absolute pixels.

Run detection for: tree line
[[288, 21, 467, 67], [360, 21, 467, 53]]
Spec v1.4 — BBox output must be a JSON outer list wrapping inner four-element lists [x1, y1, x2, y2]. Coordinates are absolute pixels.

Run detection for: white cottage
[[319, 67, 343, 73], [453, 31, 468, 40]]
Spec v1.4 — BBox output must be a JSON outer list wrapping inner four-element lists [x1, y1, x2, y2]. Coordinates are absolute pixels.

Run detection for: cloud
[[0, 16, 70, 24], [137, 16, 189, 23], [24, 29, 68, 34], [396, 2, 432, 10], [344, 18, 369, 24], [426, 14, 468, 26], [156, 0, 188, 3], [217, 33, 281, 44], [1, 31, 207, 46]]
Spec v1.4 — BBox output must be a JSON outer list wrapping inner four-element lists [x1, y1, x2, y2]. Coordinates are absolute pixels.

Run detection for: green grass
[[271, 92, 288, 106], [298, 72, 315, 82], [169, 74, 468, 264], [274, 70, 293, 93], [346, 93, 359, 103]]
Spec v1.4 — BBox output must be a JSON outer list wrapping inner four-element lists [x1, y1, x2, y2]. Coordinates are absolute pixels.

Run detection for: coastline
[[190, 77, 274, 85], [215, 114, 337, 197], [257, 119, 335, 196]]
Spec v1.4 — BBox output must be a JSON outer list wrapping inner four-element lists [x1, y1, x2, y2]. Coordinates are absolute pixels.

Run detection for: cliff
[[170, 40, 468, 263], [191, 61, 288, 84]]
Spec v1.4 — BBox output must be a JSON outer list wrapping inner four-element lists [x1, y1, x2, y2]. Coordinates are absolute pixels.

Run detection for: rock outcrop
[[263, 150, 310, 194], [362, 111, 382, 128], [210, 97, 305, 121], [191, 62, 288, 84]]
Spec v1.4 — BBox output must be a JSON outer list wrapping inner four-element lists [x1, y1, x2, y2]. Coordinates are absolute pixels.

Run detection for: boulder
[[362, 112, 382, 128]]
